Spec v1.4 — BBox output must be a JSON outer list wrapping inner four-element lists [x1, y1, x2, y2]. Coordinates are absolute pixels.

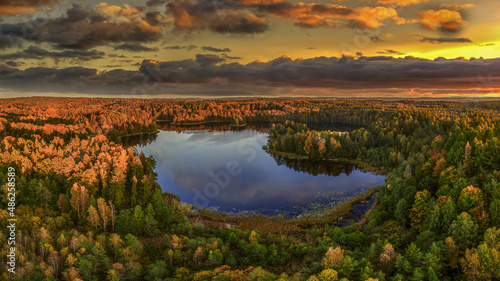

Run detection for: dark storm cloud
[[420, 37, 473, 44], [143, 11, 164, 26], [108, 54, 128, 58], [0, 46, 105, 61], [114, 43, 159, 52], [137, 55, 500, 90], [1, 66, 97, 81], [3, 55, 500, 95], [195, 54, 226, 66], [201, 46, 231, 52], [206, 12, 269, 33], [377, 49, 405, 55], [221, 53, 242, 60], [5, 61, 24, 67], [0, 4, 165, 50], [54, 67, 99, 80], [166, 0, 404, 32], [0, 34, 17, 49], [0, 63, 19, 76], [0, 0, 59, 16], [0, 0, 58, 6], [167, 0, 255, 33], [164, 45, 198, 51], [137, 56, 500, 89]]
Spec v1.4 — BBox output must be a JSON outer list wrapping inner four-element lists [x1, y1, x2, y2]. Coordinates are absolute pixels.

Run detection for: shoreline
[[265, 148, 387, 175], [193, 185, 382, 234], [118, 130, 160, 138]]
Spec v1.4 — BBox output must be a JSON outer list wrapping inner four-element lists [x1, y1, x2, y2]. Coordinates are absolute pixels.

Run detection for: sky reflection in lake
[[137, 128, 385, 216]]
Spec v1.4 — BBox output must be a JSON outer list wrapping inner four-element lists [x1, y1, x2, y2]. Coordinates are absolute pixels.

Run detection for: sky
[[0, 0, 499, 98]]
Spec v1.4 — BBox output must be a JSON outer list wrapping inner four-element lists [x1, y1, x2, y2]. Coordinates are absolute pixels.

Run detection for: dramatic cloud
[[201, 46, 232, 52], [0, 63, 19, 76], [420, 37, 473, 44], [268, 4, 406, 28], [3, 55, 500, 96], [114, 43, 159, 52], [167, 0, 405, 32], [0, 46, 105, 61], [221, 53, 242, 60], [195, 54, 226, 66], [0, 34, 16, 49], [377, 49, 405, 55], [418, 9, 466, 32], [5, 61, 24, 67], [376, 0, 429, 6], [132, 55, 500, 92], [0, 0, 59, 16], [0, 4, 166, 49], [164, 45, 198, 51], [439, 3, 475, 10]]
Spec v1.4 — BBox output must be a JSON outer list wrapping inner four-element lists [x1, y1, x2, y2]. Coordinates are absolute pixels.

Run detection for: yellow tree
[[48, 250, 61, 279], [87, 205, 100, 230], [109, 234, 123, 259], [69, 235, 80, 254], [461, 249, 486, 281], [410, 190, 432, 231], [194, 247, 205, 266], [108, 200, 117, 232], [97, 198, 110, 232], [323, 246, 344, 269], [70, 183, 89, 220], [445, 237, 460, 269], [379, 244, 397, 275]]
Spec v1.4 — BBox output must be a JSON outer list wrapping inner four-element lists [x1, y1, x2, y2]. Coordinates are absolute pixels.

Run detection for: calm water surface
[[135, 127, 385, 217]]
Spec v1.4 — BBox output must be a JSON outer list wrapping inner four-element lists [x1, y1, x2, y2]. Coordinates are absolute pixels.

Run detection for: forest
[[1, 97, 500, 281]]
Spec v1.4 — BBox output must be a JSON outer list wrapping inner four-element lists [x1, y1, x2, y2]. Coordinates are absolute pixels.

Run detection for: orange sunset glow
[[1, 0, 499, 97]]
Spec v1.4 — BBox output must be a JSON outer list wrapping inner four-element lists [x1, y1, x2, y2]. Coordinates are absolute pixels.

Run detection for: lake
[[134, 124, 385, 217]]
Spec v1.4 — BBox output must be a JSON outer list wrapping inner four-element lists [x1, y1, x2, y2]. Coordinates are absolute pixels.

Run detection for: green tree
[[142, 204, 160, 237], [490, 199, 500, 227], [410, 190, 432, 231], [151, 190, 174, 229], [206, 250, 223, 267], [145, 260, 169, 281], [427, 267, 439, 281], [449, 212, 478, 249], [395, 199, 409, 227]]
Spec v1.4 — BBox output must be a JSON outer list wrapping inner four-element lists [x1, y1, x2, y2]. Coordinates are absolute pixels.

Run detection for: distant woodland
[[1, 97, 500, 281]]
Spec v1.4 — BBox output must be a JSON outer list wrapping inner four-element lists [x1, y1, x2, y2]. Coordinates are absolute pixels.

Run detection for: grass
[[192, 186, 381, 235]]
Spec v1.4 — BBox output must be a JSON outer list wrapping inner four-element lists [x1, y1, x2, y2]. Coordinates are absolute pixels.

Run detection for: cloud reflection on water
[[137, 129, 385, 214]]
